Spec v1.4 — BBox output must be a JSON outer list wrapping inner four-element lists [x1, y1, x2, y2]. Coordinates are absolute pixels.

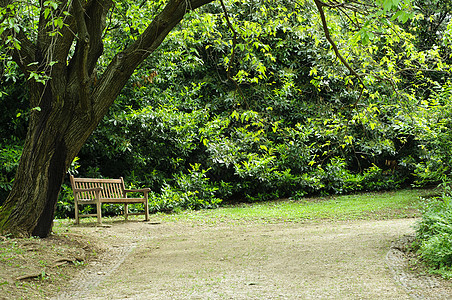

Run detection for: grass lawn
[[148, 188, 438, 225]]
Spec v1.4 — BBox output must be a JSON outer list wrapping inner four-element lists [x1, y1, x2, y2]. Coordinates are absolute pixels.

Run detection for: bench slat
[[78, 213, 99, 218], [106, 182, 112, 197], [73, 177, 122, 184], [100, 182, 108, 198], [109, 183, 118, 198], [115, 183, 122, 198], [100, 198, 146, 203]]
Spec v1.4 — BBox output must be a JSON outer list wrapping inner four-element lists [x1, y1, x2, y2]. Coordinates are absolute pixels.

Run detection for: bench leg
[[96, 201, 102, 224], [124, 203, 128, 220], [144, 199, 149, 222], [74, 201, 80, 225]]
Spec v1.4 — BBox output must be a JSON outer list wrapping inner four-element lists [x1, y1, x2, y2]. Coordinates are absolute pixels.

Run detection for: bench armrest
[[73, 187, 103, 193], [124, 188, 151, 193]]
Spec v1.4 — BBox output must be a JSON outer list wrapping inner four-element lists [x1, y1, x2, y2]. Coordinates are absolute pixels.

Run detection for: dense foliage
[[0, 71, 26, 202], [73, 0, 450, 208], [0, 0, 450, 211]]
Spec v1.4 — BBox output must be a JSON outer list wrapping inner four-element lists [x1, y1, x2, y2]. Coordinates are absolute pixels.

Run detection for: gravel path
[[53, 218, 452, 299]]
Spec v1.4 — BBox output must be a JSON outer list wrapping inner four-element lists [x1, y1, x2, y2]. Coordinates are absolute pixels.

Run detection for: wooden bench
[[70, 175, 150, 224]]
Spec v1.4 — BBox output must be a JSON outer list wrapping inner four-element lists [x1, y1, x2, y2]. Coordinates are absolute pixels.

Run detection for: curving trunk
[[0, 83, 102, 237]]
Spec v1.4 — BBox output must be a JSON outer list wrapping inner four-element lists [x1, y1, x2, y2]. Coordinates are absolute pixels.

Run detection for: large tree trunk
[[0, 0, 215, 237], [1, 118, 77, 238], [0, 82, 100, 237]]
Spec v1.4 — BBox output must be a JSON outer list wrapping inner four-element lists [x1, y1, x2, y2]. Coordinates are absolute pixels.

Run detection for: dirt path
[[53, 218, 452, 299]]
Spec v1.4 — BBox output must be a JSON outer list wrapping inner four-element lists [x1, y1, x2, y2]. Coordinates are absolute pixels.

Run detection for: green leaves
[[43, 0, 58, 10], [43, 0, 59, 19], [375, 0, 415, 23], [380, 0, 399, 12], [27, 71, 49, 85], [392, 10, 414, 23]]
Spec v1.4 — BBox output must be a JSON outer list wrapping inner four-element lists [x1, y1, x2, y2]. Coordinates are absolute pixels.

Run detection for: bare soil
[[1, 217, 452, 299]]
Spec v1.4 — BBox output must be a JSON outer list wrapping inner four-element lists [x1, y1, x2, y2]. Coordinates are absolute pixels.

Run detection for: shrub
[[0, 144, 22, 204], [414, 185, 452, 278], [55, 184, 75, 219], [149, 164, 222, 213], [417, 233, 452, 279], [360, 165, 404, 191]]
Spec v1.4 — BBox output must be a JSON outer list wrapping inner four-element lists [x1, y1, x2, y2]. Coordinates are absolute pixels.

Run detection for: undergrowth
[[414, 182, 452, 279]]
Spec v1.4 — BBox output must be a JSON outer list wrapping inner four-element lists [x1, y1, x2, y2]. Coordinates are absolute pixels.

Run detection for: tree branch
[[219, 0, 244, 103], [313, 0, 366, 106], [84, 0, 113, 74], [313, 0, 364, 83], [92, 0, 215, 120], [73, 0, 91, 110]]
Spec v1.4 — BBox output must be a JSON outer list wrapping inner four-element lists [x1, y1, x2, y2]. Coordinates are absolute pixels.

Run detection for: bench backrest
[[70, 176, 126, 199]]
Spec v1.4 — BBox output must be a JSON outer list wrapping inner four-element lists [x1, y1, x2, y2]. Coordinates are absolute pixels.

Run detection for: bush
[[55, 184, 75, 219], [414, 185, 452, 278], [0, 144, 22, 204], [360, 165, 405, 191], [149, 164, 222, 213], [417, 233, 452, 278]]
